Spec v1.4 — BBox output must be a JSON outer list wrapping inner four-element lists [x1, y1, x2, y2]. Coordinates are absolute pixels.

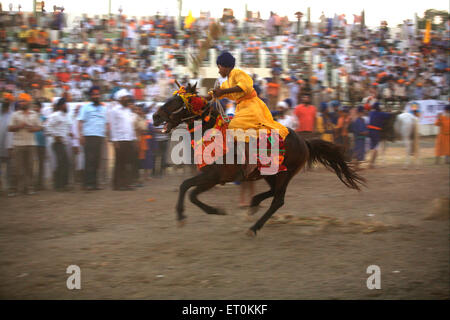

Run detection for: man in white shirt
[[108, 89, 137, 191], [8, 93, 43, 195], [71, 104, 84, 185], [46, 98, 72, 191], [277, 100, 298, 130], [315, 64, 326, 83], [0, 101, 14, 195], [69, 84, 83, 102]]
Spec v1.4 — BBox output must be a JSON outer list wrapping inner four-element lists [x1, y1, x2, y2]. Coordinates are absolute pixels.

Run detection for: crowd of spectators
[[0, 7, 448, 196]]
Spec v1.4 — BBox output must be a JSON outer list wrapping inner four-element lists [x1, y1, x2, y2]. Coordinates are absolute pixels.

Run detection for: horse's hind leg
[[247, 175, 276, 216], [247, 172, 292, 236], [189, 182, 226, 215]]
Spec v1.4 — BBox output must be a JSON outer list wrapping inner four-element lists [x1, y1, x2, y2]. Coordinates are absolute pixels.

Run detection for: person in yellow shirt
[[210, 51, 289, 141], [18, 26, 29, 43], [206, 51, 289, 178], [26, 28, 39, 49], [316, 102, 334, 143]]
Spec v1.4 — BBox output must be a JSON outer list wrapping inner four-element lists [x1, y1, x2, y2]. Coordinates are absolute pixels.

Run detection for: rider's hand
[[212, 88, 224, 98], [206, 91, 214, 101]]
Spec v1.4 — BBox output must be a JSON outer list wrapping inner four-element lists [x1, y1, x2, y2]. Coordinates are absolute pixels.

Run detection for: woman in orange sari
[[435, 105, 450, 164]]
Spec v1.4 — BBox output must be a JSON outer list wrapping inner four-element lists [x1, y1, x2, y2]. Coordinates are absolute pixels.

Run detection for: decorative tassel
[[204, 106, 212, 122]]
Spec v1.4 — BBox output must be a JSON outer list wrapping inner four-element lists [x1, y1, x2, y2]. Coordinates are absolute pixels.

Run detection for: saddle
[[192, 115, 287, 176]]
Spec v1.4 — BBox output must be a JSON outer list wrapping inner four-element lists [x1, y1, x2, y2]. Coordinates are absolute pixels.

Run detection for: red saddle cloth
[[191, 115, 287, 174]]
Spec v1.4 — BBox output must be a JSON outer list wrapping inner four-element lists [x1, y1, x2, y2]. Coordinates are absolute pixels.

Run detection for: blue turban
[[217, 51, 236, 68], [372, 102, 380, 111], [330, 100, 340, 107], [320, 102, 328, 112], [89, 86, 101, 95], [284, 98, 293, 108]]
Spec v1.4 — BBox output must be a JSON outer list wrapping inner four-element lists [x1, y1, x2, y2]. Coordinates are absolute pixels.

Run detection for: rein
[[209, 79, 231, 123]]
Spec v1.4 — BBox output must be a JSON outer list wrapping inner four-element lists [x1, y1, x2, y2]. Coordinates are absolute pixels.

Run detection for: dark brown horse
[[152, 83, 365, 236]]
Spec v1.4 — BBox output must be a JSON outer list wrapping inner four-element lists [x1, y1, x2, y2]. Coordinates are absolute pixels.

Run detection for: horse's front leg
[[189, 183, 226, 215], [176, 172, 207, 224]]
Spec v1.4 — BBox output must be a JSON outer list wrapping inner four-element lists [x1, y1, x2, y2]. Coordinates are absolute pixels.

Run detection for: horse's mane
[[179, 82, 225, 133], [186, 102, 222, 133]]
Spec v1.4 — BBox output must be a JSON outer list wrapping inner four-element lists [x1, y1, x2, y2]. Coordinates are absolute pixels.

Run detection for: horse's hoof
[[246, 229, 257, 237], [177, 217, 187, 228], [247, 206, 259, 216]]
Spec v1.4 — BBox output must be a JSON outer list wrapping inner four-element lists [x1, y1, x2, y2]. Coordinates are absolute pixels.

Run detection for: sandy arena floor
[[0, 140, 448, 299]]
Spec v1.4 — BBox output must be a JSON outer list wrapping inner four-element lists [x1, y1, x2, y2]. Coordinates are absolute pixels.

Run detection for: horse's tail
[[305, 139, 366, 191]]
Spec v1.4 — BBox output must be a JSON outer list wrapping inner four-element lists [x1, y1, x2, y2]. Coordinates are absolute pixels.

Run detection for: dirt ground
[[0, 139, 448, 300]]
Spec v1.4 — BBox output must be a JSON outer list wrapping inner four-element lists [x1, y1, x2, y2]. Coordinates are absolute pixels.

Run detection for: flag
[[423, 19, 431, 44], [353, 14, 362, 24], [184, 10, 196, 29]]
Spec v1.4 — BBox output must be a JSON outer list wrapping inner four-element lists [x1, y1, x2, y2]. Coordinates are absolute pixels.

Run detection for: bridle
[[163, 86, 212, 124], [157, 95, 185, 123], [157, 83, 229, 129]]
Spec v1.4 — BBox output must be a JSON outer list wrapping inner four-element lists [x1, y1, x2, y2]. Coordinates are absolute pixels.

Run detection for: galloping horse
[[152, 83, 366, 236]]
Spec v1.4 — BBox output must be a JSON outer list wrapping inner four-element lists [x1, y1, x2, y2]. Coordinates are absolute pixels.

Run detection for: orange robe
[[435, 114, 450, 156], [220, 69, 289, 141]]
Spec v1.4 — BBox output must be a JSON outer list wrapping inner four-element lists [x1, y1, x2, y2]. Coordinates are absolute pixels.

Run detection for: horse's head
[[153, 82, 207, 133]]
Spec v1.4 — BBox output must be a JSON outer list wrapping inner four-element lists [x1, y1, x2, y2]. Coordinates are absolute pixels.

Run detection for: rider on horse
[[204, 51, 289, 177]]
